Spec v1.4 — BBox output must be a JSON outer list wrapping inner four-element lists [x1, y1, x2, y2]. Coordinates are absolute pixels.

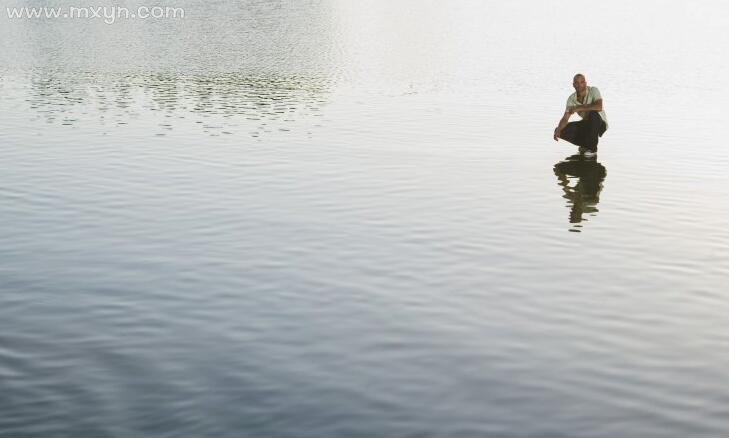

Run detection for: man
[[553, 74, 608, 158]]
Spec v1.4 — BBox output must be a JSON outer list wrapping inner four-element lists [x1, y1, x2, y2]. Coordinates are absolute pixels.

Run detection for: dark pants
[[560, 111, 607, 152]]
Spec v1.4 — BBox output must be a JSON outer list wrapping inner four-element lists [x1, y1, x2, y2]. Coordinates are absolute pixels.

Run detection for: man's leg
[[582, 111, 606, 152], [559, 121, 583, 146]]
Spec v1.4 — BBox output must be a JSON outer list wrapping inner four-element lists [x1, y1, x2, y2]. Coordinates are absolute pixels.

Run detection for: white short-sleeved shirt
[[566, 86, 608, 129]]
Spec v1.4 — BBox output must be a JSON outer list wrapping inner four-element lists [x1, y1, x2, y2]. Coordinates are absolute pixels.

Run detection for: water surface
[[2, 1, 729, 437]]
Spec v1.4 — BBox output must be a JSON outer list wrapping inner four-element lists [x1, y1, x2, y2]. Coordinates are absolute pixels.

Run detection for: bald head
[[572, 74, 587, 94]]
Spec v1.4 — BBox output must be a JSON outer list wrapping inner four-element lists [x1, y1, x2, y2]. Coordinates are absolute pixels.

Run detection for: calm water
[[2, 1, 729, 436]]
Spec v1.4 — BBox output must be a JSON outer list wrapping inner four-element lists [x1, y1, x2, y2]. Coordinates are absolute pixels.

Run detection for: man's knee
[[586, 111, 603, 129], [586, 111, 601, 122], [585, 111, 606, 136]]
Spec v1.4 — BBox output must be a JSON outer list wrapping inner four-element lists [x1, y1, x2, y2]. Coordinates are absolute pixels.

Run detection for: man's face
[[573, 75, 587, 93]]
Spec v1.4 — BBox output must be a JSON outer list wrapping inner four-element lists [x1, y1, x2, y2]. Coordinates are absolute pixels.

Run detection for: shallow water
[[2, 1, 729, 436]]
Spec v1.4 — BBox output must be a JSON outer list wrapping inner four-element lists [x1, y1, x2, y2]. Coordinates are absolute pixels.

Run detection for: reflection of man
[[553, 74, 608, 158], [554, 154, 607, 229]]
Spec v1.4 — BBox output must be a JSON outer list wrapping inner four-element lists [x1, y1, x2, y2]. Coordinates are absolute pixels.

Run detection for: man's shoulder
[[566, 91, 577, 101]]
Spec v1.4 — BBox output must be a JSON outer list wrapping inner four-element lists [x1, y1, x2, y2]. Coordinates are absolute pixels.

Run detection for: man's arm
[[568, 98, 603, 114], [553, 110, 571, 141]]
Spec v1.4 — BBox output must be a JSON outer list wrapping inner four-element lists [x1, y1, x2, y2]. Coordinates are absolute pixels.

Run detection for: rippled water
[[2, 1, 729, 436]]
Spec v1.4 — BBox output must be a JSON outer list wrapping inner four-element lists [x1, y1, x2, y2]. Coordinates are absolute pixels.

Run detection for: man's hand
[[554, 109, 571, 141], [567, 105, 579, 115]]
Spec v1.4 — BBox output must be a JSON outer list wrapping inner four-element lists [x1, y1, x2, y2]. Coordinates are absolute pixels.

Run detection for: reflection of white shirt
[[566, 86, 608, 129]]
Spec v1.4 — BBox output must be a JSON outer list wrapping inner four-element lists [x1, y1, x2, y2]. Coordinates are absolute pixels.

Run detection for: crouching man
[[554, 73, 608, 158]]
